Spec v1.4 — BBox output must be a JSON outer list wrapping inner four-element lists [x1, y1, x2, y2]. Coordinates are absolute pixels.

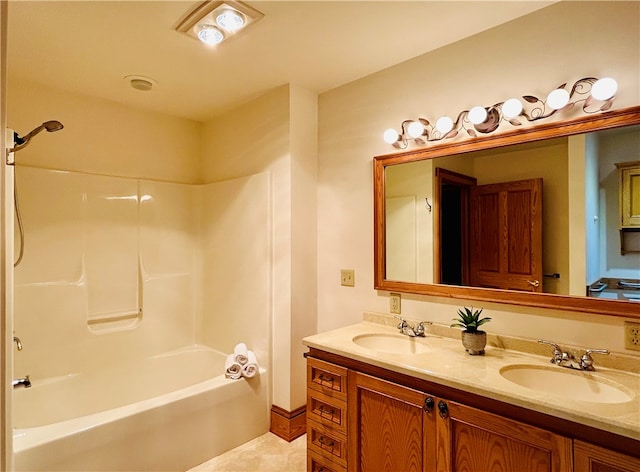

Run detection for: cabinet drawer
[[307, 358, 348, 399], [307, 419, 347, 467], [307, 449, 346, 472], [307, 390, 347, 433]]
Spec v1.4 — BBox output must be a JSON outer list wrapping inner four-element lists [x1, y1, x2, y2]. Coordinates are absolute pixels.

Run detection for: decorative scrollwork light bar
[[383, 77, 618, 149]]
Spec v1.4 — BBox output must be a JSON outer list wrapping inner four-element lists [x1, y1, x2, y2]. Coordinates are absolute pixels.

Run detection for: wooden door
[[436, 399, 572, 472], [348, 371, 436, 472], [470, 178, 543, 291], [574, 440, 640, 472]]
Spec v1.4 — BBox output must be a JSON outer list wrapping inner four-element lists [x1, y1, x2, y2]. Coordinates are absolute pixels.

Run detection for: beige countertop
[[302, 316, 640, 441]]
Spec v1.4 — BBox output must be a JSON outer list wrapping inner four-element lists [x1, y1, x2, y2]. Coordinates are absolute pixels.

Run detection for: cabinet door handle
[[527, 279, 540, 288], [424, 396, 435, 413], [437, 400, 449, 419]]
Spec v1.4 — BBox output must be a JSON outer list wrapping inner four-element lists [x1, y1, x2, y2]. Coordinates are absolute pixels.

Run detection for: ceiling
[[6, 1, 554, 122]]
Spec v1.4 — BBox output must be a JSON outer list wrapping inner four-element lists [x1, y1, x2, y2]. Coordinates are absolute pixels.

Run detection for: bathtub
[[13, 345, 269, 471]]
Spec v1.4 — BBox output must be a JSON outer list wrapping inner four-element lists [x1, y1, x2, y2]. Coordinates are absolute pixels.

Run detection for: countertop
[[302, 317, 640, 441]]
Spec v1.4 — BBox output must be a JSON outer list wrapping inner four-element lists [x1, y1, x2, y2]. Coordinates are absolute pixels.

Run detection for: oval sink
[[352, 333, 429, 355], [500, 364, 634, 404]]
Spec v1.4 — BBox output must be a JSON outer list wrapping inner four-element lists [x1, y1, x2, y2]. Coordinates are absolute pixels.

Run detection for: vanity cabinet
[[306, 350, 639, 472], [573, 440, 640, 472], [436, 399, 571, 472], [348, 371, 435, 471]]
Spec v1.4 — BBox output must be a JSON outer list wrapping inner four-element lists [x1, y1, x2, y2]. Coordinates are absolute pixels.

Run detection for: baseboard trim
[[269, 404, 306, 442]]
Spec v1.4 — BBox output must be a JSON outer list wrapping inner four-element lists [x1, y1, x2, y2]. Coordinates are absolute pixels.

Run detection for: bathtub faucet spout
[[13, 375, 31, 389]]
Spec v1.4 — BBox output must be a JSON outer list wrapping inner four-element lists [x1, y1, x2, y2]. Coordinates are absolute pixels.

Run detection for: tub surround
[[303, 312, 640, 442]]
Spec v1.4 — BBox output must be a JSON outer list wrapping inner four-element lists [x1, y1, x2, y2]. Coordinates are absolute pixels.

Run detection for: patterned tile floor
[[188, 433, 306, 472]]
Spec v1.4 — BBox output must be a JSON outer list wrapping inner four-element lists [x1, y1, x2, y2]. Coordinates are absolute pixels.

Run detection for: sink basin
[[352, 333, 429, 355], [500, 364, 634, 404]]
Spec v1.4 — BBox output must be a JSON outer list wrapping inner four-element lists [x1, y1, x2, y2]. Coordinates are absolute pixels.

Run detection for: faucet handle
[[415, 321, 432, 336], [580, 349, 610, 371], [394, 315, 407, 329], [538, 339, 564, 363]]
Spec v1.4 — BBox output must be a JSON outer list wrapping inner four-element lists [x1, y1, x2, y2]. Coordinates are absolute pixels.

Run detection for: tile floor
[[188, 433, 306, 472]]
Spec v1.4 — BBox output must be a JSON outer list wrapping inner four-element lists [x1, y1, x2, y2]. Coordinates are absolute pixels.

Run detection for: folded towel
[[225, 354, 242, 380], [234, 343, 249, 365], [241, 350, 259, 378]]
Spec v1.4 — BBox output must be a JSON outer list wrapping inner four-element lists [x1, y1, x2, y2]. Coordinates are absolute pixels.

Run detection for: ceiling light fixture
[[383, 77, 618, 149], [175, 1, 263, 46]]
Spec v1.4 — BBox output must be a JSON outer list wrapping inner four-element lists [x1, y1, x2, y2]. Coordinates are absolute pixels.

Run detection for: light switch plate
[[341, 269, 355, 287]]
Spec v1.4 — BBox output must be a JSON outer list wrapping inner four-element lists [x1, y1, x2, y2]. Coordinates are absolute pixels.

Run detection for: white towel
[[241, 350, 259, 378], [234, 343, 249, 365], [225, 354, 242, 380]]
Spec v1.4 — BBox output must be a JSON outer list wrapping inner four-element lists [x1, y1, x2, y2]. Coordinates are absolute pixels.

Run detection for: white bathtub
[[13, 345, 269, 471]]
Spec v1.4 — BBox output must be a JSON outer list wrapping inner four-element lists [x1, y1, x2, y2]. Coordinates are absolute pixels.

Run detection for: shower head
[[10, 120, 64, 153]]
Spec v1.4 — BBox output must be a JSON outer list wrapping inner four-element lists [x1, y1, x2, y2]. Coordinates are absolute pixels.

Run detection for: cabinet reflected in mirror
[[374, 106, 640, 318]]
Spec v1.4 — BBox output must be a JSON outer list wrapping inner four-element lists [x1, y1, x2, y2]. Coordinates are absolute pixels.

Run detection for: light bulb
[[383, 128, 399, 144], [216, 9, 245, 31], [196, 25, 224, 45], [468, 106, 487, 125], [407, 121, 424, 138], [436, 116, 454, 134], [591, 77, 618, 101], [502, 98, 523, 118], [547, 88, 570, 110]]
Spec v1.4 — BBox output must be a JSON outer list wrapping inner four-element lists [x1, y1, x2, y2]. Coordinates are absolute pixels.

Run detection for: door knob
[[527, 279, 540, 288]]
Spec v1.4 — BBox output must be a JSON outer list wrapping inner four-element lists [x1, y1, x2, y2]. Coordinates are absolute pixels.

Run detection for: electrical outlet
[[390, 293, 401, 314], [340, 269, 355, 287], [624, 321, 640, 351]]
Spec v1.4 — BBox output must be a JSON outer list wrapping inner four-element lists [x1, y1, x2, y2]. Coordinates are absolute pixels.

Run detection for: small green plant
[[450, 307, 491, 333]]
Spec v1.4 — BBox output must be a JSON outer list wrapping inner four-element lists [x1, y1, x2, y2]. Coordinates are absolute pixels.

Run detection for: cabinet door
[[574, 440, 640, 472], [348, 371, 436, 472], [436, 399, 572, 472]]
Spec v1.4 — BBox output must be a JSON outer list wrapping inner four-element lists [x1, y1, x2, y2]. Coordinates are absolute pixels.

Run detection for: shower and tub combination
[[5, 122, 271, 471]]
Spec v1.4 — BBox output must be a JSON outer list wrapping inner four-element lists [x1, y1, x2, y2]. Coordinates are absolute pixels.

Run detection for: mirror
[[374, 106, 640, 319]]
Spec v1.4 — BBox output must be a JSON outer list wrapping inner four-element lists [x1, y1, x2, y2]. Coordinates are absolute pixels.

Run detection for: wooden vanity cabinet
[[348, 371, 436, 471], [436, 399, 572, 472], [306, 349, 639, 472], [573, 440, 640, 472]]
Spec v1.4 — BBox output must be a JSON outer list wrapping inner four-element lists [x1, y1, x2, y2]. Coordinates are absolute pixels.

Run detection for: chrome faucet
[[13, 336, 23, 351], [13, 375, 31, 389], [395, 316, 431, 337], [538, 340, 609, 371], [578, 349, 610, 371]]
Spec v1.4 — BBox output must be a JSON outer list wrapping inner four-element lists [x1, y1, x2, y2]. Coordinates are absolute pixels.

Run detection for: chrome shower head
[[10, 120, 64, 153]]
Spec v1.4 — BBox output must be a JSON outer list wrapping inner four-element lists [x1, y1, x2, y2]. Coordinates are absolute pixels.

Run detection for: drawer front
[[307, 358, 348, 399], [307, 450, 347, 472], [307, 390, 347, 433], [307, 419, 347, 467]]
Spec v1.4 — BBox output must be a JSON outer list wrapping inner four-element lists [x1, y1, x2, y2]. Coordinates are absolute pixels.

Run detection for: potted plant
[[450, 307, 492, 355]]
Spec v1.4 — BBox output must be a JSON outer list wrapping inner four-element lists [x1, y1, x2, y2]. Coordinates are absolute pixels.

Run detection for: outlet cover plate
[[624, 321, 640, 351], [390, 293, 401, 314]]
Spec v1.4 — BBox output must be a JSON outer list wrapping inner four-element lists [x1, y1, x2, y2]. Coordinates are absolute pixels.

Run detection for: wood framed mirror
[[374, 106, 640, 319]]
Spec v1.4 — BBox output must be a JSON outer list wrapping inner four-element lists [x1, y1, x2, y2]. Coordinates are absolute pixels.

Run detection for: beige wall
[[200, 84, 318, 410], [317, 1, 640, 354], [8, 79, 201, 184]]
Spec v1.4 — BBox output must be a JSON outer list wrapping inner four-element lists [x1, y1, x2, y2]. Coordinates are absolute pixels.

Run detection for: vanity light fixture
[[383, 77, 618, 149], [175, 0, 263, 46]]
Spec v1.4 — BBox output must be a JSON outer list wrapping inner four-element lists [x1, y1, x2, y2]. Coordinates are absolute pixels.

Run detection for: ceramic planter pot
[[461, 330, 487, 355]]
